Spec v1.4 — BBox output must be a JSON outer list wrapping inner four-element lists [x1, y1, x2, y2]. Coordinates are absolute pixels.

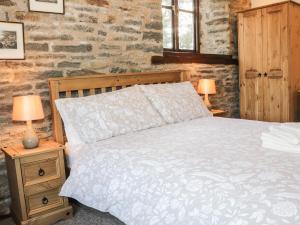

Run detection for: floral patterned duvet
[[60, 117, 300, 225]]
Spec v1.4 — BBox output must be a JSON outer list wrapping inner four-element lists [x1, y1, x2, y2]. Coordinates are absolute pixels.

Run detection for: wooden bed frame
[[48, 70, 191, 144]]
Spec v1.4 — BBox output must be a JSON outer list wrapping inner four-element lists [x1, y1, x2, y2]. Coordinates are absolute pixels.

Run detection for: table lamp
[[12, 95, 45, 149], [197, 79, 216, 108]]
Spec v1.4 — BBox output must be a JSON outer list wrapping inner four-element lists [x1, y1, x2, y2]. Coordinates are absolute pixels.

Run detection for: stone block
[[143, 32, 162, 43], [13, 84, 33, 93], [41, 70, 63, 78], [98, 30, 107, 36], [0, 175, 9, 199], [145, 22, 162, 30], [125, 20, 142, 26], [0, 198, 10, 215], [79, 13, 98, 23], [100, 44, 121, 50], [30, 34, 74, 41], [86, 0, 109, 7], [25, 43, 49, 52], [0, 0, 14, 6], [69, 24, 95, 33], [113, 36, 138, 42], [110, 67, 127, 73], [66, 69, 95, 76], [35, 82, 48, 90], [111, 26, 141, 34], [52, 44, 93, 53], [57, 61, 81, 68]]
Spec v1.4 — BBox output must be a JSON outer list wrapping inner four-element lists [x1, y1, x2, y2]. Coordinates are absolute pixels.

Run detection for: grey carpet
[[0, 205, 125, 225]]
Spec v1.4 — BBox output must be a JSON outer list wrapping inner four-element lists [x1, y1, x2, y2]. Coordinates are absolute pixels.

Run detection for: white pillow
[[139, 82, 212, 124], [94, 86, 165, 137], [55, 95, 112, 145]]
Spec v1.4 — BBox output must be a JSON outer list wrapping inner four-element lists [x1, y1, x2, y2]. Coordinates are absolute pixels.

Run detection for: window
[[162, 0, 199, 52], [153, 0, 237, 64]]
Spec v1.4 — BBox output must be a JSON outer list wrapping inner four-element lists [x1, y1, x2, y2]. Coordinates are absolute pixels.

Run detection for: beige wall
[[251, 0, 300, 7]]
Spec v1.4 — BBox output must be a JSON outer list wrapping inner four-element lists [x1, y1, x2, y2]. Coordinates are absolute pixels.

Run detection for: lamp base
[[22, 121, 39, 149], [203, 94, 212, 109]]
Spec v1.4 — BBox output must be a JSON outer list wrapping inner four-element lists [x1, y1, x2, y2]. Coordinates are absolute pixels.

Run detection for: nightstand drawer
[[26, 188, 64, 217], [21, 152, 61, 186], [24, 178, 62, 196]]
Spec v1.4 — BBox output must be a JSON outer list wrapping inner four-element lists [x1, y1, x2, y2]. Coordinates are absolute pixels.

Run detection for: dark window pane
[[178, 0, 194, 11], [178, 12, 194, 50], [162, 0, 172, 6], [162, 8, 173, 49]]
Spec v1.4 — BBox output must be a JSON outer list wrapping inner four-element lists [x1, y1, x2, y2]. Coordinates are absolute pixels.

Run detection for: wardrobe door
[[262, 4, 289, 122], [239, 10, 263, 120]]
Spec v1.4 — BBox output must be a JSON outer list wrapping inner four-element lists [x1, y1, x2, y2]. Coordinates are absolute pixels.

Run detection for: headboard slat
[[66, 91, 71, 98], [78, 90, 84, 97], [49, 70, 190, 143]]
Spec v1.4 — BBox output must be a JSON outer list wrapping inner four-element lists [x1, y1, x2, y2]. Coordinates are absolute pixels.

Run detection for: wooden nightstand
[[1, 140, 73, 225], [211, 109, 227, 117]]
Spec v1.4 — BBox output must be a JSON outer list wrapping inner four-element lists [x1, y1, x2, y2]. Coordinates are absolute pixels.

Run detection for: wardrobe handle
[[258, 73, 262, 77], [264, 72, 268, 77]]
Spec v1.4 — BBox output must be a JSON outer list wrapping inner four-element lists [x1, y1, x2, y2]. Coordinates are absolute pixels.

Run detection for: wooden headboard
[[48, 70, 191, 144]]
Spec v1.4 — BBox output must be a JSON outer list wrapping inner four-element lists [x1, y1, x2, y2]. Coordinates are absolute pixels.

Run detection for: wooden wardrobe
[[238, 1, 300, 122]]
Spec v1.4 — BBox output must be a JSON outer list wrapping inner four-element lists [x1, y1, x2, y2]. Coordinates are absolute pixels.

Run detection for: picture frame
[[0, 21, 25, 60], [28, 0, 65, 14]]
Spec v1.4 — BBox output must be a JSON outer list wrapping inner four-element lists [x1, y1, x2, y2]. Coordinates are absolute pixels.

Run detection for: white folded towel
[[261, 123, 300, 153], [281, 123, 300, 135], [269, 125, 300, 145], [261, 133, 300, 150], [262, 141, 300, 154]]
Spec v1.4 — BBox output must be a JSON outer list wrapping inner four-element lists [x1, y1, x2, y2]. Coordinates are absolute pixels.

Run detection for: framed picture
[[29, 0, 65, 14], [0, 22, 25, 60]]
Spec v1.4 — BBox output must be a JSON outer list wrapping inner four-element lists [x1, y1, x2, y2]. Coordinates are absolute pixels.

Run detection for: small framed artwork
[[29, 0, 65, 14], [0, 22, 25, 60]]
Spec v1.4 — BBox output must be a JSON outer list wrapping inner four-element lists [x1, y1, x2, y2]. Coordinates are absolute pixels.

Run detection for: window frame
[[155, 0, 237, 65], [162, 0, 200, 53]]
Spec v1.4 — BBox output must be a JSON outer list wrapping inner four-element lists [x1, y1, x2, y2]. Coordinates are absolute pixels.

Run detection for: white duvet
[[60, 117, 300, 225]]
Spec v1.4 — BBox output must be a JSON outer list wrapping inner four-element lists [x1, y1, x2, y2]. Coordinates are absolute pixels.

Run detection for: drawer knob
[[38, 168, 45, 177], [42, 197, 49, 205]]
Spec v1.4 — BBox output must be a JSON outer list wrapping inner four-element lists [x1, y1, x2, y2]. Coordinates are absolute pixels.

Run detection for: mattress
[[60, 117, 300, 225]]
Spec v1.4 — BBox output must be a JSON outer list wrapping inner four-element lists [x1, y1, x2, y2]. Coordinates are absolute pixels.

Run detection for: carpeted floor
[[0, 205, 125, 225]]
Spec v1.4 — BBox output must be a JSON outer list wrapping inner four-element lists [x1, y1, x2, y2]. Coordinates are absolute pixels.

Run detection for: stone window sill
[[151, 51, 238, 65]]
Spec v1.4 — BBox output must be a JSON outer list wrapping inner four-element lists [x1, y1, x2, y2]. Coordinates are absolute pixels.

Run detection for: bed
[[48, 70, 300, 225]]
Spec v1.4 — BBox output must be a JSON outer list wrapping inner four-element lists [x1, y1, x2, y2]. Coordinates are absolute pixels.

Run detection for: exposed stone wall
[[0, 0, 250, 215], [200, 0, 231, 54], [200, 0, 251, 56]]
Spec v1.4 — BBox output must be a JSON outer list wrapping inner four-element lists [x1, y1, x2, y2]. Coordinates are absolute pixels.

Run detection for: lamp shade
[[197, 79, 216, 95], [12, 95, 45, 121]]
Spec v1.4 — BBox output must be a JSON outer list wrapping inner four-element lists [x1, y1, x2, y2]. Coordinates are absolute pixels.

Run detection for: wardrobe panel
[[288, 3, 300, 122], [262, 4, 289, 122], [239, 10, 263, 120]]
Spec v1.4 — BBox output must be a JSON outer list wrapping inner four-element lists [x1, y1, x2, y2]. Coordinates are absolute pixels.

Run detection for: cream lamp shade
[[12, 95, 44, 121], [12, 95, 45, 149], [197, 79, 216, 108], [197, 79, 216, 95]]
